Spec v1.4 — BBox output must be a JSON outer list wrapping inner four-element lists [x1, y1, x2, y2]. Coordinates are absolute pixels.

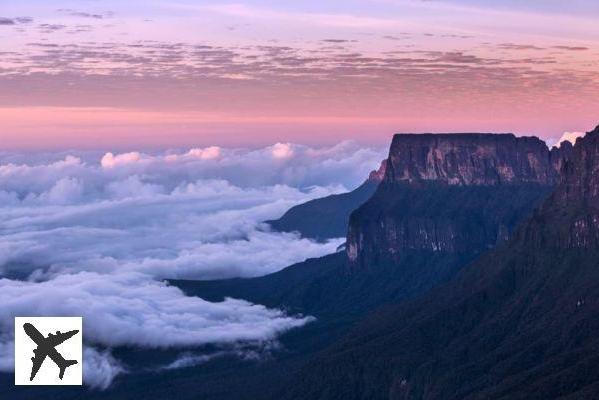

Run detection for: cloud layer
[[0, 141, 384, 388], [0, 272, 313, 389]]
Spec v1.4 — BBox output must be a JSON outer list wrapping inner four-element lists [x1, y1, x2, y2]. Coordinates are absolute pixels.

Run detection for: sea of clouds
[[0, 141, 386, 388]]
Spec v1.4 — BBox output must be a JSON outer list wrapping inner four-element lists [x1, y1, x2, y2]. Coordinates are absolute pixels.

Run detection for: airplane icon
[[23, 322, 79, 381]]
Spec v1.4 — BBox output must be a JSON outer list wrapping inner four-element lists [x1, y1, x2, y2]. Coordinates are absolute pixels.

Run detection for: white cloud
[[0, 141, 385, 388], [0, 180, 343, 280], [270, 143, 295, 159], [100, 151, 142, 169], [0, 140, 384, 192], [0, 273, 314, 348], [185, 146, 221, 160], [161, 352, 216, 370], [39, 177, 85, 205], [83, 348, 124, 390], [0, 272, 313, 387], [160, 344, 276, 371]]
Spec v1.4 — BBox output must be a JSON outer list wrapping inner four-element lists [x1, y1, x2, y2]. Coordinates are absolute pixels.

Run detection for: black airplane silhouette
[[23, 322, 79, 381]]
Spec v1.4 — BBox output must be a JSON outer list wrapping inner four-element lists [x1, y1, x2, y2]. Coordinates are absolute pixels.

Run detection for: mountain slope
[[266, 160, 386, 240], [282, 126, 599, 400]]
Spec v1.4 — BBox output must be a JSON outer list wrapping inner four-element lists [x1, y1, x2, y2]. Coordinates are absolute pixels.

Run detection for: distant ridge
[[266, 159, 387, 240]]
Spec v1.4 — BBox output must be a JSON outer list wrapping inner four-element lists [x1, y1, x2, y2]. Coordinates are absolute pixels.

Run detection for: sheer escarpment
[[520, 127, 599, 249], [383, 133, 559, 185], [347, 133, 566, 267]]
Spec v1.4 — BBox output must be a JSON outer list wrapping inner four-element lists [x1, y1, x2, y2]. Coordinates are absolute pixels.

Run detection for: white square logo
[[14, 317, 83, 386]]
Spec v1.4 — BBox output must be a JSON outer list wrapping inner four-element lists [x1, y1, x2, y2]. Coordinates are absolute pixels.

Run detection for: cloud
[[0, 17, 32, 26], [0, 168, 349, 280], [0, 272, 313, 387], [38, 23, 67, 33], [0, 273, 314, 348], [498, 43, 545, 51], [57, 9, 113, 20], [185, 146, 221, 160], [38, 177, 85, 205], [15, 17, 33, 24], [83, 348, 124, 390], [161, 352, 216, 370], [2, 37, 596, 133], [270, 143, 295, 159], [322, 39, 357, 44], [1, 0, 598, 146], [552, 45, 589, 51], [0, 141, 383, 192], [100, 151, 142, 168], [556, 131, 585, 146], [160, 344, 276, 371], [0, 142, 383, 387]]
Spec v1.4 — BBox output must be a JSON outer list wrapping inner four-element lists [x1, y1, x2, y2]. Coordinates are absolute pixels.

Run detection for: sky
[[1, 0, 599, 149]]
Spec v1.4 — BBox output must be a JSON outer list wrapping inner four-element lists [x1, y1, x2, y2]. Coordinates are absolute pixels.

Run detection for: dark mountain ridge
[[266, 160, 387, 240], [281, 126, 599, 400]]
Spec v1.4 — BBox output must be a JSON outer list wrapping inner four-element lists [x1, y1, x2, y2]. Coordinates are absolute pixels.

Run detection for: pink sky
[[1, 1, 599, 149]]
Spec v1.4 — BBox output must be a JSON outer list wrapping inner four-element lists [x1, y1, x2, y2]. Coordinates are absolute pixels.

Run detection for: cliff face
[[384, 133, 558, 186], [367, 159, 387, 182], [522, 126, 599, 249], [551, 128, 599, 211], [348, 133, 562, 266]]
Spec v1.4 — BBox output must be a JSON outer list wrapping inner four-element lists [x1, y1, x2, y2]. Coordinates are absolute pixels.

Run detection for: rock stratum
[[384, 133, 560, 186], [347, 133, 567, 266]]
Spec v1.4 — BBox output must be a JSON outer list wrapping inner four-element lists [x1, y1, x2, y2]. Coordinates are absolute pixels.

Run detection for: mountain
[[266, 160, 387, 241], [281, 127, 599, 400], [4, 131, 575, 400], [183, 134, 560, 318], [134, 132, 564, 400], [347, 133, 561, 267], [126, 134, 562, 399]]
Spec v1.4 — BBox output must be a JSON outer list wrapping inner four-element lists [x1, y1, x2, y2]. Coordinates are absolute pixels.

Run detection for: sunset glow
[[1, 0, 599, 148]]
